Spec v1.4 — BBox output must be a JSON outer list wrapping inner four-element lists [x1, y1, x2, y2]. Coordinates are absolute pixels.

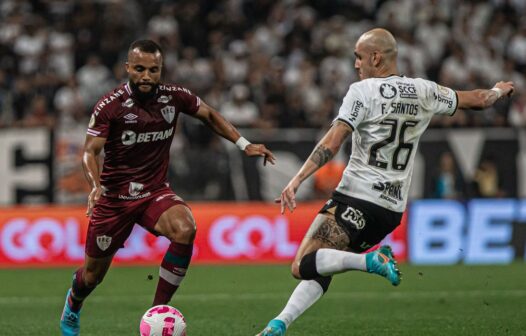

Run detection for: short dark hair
[[128, 39, 163, 56]]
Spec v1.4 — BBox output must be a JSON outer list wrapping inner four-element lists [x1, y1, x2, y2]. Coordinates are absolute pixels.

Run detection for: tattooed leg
[[292, 213, 367, 280], [305, 214, 350, 250]]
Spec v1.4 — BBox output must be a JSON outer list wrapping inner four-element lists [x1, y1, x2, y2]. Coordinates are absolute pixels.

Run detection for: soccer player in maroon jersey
[[60, 39, 275, 336]]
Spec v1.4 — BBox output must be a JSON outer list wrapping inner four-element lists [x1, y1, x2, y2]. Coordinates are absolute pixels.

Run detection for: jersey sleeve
[[333, 83, 367, 130], [174, 87, 201, 115], [87, 101, 113, 138], [420, 79, 458, 116]]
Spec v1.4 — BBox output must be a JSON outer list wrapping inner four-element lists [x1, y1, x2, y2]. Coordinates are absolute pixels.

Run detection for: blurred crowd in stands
[[0, 0, 525, 131]]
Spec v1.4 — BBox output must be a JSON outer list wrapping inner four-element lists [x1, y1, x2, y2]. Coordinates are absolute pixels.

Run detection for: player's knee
[[177, 221, 196, 241], [168, 218, 196, 243], [291, 261, 302, 279]]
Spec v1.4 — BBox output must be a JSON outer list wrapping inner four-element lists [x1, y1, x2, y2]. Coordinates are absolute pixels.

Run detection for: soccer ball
[[140, 305, 187, 336]]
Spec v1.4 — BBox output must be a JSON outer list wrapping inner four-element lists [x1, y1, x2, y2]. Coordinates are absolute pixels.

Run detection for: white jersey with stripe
[[334, 75, 458, 212]]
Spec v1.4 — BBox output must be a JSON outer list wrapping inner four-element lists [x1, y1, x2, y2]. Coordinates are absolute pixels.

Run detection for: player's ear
[[125, 62, 130, 74], [372, 51, 381, 67]]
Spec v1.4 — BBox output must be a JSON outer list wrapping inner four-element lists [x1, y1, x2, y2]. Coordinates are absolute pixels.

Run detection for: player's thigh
[[153, 204, 196, 243], [141, 189, 195, 243], [294, 213, 351, 264], [86, 196, 138, 258]]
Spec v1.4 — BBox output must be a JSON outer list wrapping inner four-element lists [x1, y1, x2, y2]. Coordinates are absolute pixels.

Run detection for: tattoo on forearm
[[309, 145, 334, 167]]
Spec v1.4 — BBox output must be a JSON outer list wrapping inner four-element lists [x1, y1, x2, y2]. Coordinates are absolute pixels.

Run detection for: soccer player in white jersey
[[257, 28, 514, 336]]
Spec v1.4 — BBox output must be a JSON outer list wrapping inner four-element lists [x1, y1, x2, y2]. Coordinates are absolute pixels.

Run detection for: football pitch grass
[[0, 264, 525, 335]]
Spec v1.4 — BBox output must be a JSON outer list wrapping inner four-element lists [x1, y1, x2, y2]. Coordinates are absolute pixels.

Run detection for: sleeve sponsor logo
[[95, 89, 125, 113], [433, 92, 453, 109], [380, 83, 397, 99], [348, 100, 364, 123]]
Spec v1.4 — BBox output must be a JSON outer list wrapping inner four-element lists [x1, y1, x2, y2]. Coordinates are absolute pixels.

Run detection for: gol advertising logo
[[208, 215, 298, 259]]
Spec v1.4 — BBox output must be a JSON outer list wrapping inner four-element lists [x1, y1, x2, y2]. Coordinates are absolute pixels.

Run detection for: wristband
[[490, 87, 503, 99], [235, 137, 251, 151]]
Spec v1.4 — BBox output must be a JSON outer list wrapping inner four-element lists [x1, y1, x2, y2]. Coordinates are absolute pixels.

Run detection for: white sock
[[315, 248, 367, 275], [275, 280, 323, 328]]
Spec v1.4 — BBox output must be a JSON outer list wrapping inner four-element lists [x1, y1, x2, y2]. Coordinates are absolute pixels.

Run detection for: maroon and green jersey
[[86, 82, 200, 199]]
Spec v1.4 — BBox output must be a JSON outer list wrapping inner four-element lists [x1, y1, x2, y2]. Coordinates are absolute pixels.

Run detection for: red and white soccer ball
[[140, 305, 187, 336]]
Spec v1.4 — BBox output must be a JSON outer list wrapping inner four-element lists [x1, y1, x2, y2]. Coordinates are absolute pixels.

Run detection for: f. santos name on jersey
[[121, 127, 174, 145], [381, 102, 419, 116]]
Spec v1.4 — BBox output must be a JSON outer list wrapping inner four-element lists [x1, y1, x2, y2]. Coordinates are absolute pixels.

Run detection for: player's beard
[[129, 81, 158, 102]]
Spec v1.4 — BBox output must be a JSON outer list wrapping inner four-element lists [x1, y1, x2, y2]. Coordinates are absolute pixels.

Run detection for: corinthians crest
[[96, 235, 112, 251], [161, 105, 175, 123]]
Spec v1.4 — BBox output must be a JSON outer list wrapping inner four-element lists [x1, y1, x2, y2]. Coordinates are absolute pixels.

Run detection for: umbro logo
[[124, 113, 138, 124]]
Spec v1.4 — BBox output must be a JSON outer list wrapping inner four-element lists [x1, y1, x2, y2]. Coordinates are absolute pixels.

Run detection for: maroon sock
[[68, 268, 96, 312], [152, 242, 193, 306]]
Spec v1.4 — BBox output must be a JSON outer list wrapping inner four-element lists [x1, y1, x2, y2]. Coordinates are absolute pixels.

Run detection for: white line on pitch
[[0, 289, 525, 305]]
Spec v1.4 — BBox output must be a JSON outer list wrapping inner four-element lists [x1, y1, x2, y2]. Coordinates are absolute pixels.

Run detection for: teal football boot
[[257, 319, 287, 336], [60, 289, 80, 336], [366, 245, 401, 286]]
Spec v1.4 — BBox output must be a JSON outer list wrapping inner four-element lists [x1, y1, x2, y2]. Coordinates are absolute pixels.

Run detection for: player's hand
[[275, 178, 300, 214], [86, 186, 102, 217], [493, 81, 515, 97], [244, 144, 276, 166]]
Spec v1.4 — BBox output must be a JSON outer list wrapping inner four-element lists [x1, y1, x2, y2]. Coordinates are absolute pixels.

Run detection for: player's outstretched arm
[[278, 121, 352, 214], [193, 101, 275, 165], [456, 81, 514, 110], [83, 135, 106, 217]]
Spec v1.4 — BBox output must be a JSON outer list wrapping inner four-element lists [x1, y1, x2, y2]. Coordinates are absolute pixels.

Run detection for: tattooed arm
[[278, 121, 353, 213]]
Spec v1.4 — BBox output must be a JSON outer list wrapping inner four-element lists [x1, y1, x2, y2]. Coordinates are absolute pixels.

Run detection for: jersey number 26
[[368, 118, 419, 171]]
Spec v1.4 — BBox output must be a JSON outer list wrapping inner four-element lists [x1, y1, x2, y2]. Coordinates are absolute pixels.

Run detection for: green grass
[[0, 264, 525, 335]]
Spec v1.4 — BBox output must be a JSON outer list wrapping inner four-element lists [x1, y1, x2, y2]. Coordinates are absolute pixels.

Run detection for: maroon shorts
[[85, 186, 188, 258]]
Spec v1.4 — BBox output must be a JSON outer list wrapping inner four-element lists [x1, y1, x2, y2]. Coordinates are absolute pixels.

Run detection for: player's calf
[[60, 268, 97, 336], [153, 242, 193, 306]]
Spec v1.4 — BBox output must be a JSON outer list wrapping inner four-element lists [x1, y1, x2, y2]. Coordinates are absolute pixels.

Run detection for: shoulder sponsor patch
[[396, 82, 418, 99]]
